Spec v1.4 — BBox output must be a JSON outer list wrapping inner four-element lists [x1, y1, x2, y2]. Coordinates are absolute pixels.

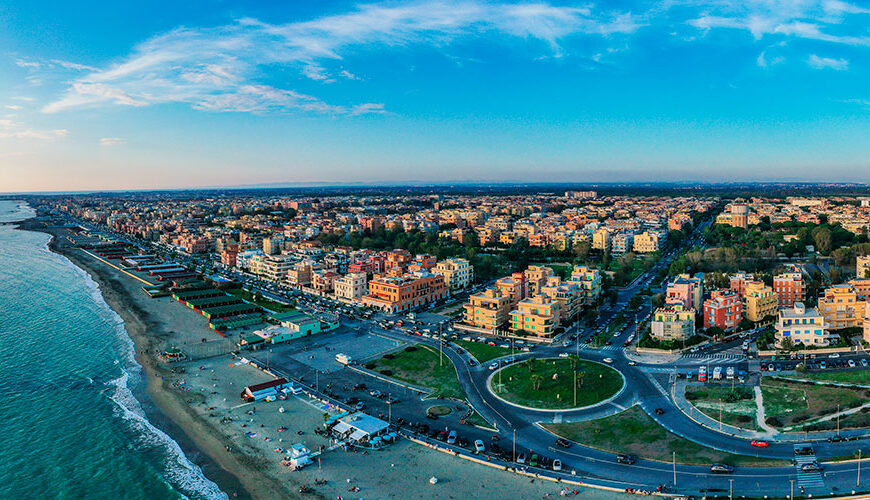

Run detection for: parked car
[[552, 459, 562, 472], [516, 453, 526, 464], [447, 430, 457, 445], [474, 440, 486, 453], [529, 453, 539, 467]]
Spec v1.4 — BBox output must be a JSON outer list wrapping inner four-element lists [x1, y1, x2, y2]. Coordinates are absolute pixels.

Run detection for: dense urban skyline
[[4, 0, 870, 192]]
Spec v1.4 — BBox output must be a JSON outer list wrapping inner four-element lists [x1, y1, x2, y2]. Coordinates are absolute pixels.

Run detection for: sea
[[0, 200, 229, 500]]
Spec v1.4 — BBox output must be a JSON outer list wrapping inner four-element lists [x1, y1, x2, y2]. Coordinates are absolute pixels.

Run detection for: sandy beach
[[22, 221, 634, 500]]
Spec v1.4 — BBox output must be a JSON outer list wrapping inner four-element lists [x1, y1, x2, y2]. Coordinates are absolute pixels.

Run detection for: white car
[[488, 362, 499, 370], [474, 440, 485, 453], [552, 459, 562, 471], [558, 352, 570, 358], [603, 358, 614, 364], [829, 353, 840, 359]]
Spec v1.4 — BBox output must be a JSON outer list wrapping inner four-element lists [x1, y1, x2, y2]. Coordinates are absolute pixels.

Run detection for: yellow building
[[433, 258, 474, 292], [744, 281, 778, 322], [540, 277, 582, 324], [633, 231, 660, 253], [499, 231, 518, 245], [510, 295, 561, 338], [592, 228, 612, 252], [524, 265, 554, 296], [819, 284, 867, 329], [650, 304, 696, 341], [858, 255, 870, 280], [464, 288, 510, 331], [568, 265, 602, 306]]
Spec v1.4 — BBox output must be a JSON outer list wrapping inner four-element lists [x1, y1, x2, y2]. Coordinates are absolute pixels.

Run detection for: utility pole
[[859, 449, 862, 487], [790, 479, 794, 499], [729, 479, 733, 500], [573, 372, 577, 407], [513, 429, 516, 463], [673, 451, 676, 486], [838, 404, 841, 436]]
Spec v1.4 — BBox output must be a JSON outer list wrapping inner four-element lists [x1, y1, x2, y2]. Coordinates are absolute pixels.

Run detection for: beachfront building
[[241, 378, 291, 401], [509, 294, 561, 338], [362, 271, 447, 314], [773, 272, 805, 308], [633, 231, 660, 253], [818, 284, 867, 329], [650, 304, 695, 341], [464, 288, 511, 331], [334, 272, 368, 301], [433, 258, 474, 292], [703, 290, 742, 331], [744, 281, 778, 322], [331, 412, 389, 444], [568, 265, 602, 306], [775, 303, 830, 347]]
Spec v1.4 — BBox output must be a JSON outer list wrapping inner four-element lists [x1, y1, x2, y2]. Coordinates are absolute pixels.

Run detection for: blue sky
[[2, 0, 870, 192]]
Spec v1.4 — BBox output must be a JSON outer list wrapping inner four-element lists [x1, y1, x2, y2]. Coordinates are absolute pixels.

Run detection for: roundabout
[[487, 357, 624, 411]]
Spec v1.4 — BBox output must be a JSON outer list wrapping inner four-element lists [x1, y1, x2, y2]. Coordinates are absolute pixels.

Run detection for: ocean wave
[[50, 232, 228, 500]]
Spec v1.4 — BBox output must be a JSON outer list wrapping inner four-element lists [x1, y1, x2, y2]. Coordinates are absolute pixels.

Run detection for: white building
[[334, 272, 368, 300], [775, 302, 831, 347], [433, 258, 474, 291]]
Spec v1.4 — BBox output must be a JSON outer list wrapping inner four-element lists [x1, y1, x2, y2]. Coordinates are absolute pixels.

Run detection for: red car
[[750, 440, 769, 448]]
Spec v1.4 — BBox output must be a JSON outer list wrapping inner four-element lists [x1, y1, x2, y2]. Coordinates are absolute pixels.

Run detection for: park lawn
[[456, 340, 512, 363], [685, 386, 759, 431], [367, 345, 466, 400], [463, 411, 495, 429], [761, 378, 867, 428], [227, 288, 295, 313], [492, 358, 622, 409], [543, 406, 786, 467]]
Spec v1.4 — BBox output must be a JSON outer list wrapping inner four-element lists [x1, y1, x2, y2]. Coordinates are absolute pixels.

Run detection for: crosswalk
[[793, 446, 826, 491], [680, 352, 745, 360], [576, 344, 623, 352]]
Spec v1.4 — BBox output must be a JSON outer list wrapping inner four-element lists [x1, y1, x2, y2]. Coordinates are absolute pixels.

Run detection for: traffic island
[[489, 357, 623, 410]]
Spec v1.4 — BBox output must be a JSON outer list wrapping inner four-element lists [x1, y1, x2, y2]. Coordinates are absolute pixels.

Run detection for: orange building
[[773, 272, 804, 308], [362, 271, 447, 314]]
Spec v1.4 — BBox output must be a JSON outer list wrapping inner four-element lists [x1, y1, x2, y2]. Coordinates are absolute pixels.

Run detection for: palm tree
[[576, 371, 586, 388], [531, 374, 542, 391], [527, 358, 537, 373]]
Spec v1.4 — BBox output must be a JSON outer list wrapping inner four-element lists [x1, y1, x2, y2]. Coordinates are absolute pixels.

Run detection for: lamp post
[[673, 451, 676, 486], [513, 429, 517, 463]]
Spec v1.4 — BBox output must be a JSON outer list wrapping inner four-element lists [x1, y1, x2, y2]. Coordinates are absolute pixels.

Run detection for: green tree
[[812, 226, 832, 254]]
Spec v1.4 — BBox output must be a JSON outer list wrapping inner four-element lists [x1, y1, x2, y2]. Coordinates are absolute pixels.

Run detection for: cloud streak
[[43, 0, 640, 115], [808, 53, 849, 69]]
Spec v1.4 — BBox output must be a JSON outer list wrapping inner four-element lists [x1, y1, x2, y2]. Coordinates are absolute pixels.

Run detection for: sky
[[2, 0, 870, 192]]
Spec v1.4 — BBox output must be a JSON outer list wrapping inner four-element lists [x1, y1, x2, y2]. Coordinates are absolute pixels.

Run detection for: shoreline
[[19, 219, 291, 500]]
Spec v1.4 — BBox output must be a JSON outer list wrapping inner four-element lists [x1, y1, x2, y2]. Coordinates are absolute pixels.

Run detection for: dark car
[[654, 408, 665, 415], [616, 454, 636, 465], [801, 462, 823, 472], [555, 438, 572, 448]]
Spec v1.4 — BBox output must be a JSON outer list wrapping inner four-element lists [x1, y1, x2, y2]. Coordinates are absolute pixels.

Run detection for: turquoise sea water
[[0, 201, 227, 500]]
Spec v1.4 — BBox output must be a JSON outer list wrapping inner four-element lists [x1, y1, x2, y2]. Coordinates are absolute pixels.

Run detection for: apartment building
[[744, 281, 778, 322], [858, 255, 870, 279], [818, 284, 867, 329], [333, 272, 368, 301], [611, 233, 634, 256], [864, 303, 870, 344], [651, 304, 696, 341], [592, 227, 612, 252], [433, 258, 474, 292], [496, 273, 527, 308], [257, 254, 295, 282], [539, 277, 582, 324], [665, 274, 704, 311], [464, 288, 511, 331], [849, 278, 870, 299], [510, 294, 561, 338], [568, 265, 602, 306], [775, 303, 830, 347], [525, 266, 554, 296], [633, 231, 660, 253], [363, 271, 447, 314], [773, 272, 805, 308], [287, 261, 317, 287], [703, 290, 742, 331], [729, 272, 752, 297]]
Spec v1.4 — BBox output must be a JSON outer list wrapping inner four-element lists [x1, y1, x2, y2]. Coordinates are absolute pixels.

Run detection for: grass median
[[366, 344, 466, 400], [543, 406, 787, 467], [491, 357, 622, 410], [455, 339, 512, 363]]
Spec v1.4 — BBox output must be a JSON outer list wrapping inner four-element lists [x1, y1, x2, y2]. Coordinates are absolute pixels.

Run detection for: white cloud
[[43, 1, 640, 115], [0, 119, 68, 140], [15, 59, 41, 69], [5, 104, 23, 110], [339, 70, 360, 80], [100, 137, 126, 146], [807, 53, 849, 69]]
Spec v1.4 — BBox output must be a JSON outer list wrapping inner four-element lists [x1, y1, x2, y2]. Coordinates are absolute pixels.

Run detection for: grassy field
[[543, 406, 786, 467], [491, 358, 622, 409], [226, 288, 295, 312], [463, 411, 495, 429], [456, 339, 512, 363], [761, 378, 868, 429], [685, 386, 758, 431], [366, 345, 466, 400], [790, 370, 870, 386]]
